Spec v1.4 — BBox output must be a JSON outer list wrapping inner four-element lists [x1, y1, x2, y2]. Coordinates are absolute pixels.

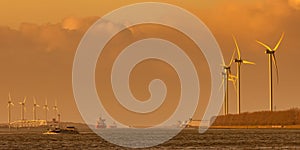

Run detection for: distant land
[[209, 108, 300, 129], [1, 108, 300, 131], [212, 108, 300, 126], [187, 108, 300, 129]]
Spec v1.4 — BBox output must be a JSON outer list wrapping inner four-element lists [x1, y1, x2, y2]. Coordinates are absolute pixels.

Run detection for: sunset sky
[[0, 0, 300, 124]]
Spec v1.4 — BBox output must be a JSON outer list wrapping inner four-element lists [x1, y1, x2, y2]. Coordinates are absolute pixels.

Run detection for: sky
[[0, 0, 300, 124]]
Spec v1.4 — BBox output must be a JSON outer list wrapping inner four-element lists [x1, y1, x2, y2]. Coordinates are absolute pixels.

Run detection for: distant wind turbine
[[43, 98, 49, 121], [233, 36, 255, 114], [8, 92, 14, 129], [19, 96, 27, 121], [33, 97, 40, 120], [53, 99, 58, 120], [221, 50, 237, 115], [256, 32, 284, 112]]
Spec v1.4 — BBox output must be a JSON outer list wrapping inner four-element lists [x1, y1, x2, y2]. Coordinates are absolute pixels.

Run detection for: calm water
[[0, 129, 299, 149]]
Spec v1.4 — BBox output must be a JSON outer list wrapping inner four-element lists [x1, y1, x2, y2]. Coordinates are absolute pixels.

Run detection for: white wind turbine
[[43, 98, 49, 121], [33, 97, 40, 120], [8, 92, 14, 129], [233, 36, 255, 114], [256, 33, 284, 112], [19, 96, 27, 121], [53, 99, 58, 121], [221, 50, 237, 115]]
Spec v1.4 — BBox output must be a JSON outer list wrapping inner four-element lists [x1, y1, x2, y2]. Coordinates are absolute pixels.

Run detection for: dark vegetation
[[212, 108, 300, 126]]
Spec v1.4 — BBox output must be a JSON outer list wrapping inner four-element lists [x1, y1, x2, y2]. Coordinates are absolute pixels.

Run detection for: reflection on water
[[0, 129, 299, 149], [97, 128, 180, 148]]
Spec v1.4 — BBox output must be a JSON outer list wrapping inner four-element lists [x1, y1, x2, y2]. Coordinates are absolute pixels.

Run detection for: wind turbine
[[233, 36, 255, 114], [19, 96, 27, 121], [221, 50, 237, 115], [8, 92, 14, 129], [256, 33, 284, 112], [33, 97, 40, 120], [43, 98, 49, 121], [53, 99, 58, 121]]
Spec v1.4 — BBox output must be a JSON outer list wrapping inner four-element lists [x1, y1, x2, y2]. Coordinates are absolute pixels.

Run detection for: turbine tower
[[8, 92, 14, 130], [18, 97, 27, 121], [33, 97, 40, 120], [53, 99, 58, 121], [43, 98, 49, 121], [221, 50, 237, 115], [256, 33, 284, 112], [233, 36, 255, 114]]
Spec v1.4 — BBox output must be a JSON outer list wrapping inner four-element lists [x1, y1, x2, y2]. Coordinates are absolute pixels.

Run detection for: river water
[[0, 129, 299, 149]]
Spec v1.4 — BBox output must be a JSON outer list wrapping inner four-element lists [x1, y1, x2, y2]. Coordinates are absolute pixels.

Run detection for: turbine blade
[[274, 32, 285, 51], [8, 92, 12, 101], [256, 40, 272, 51], [232, 80, 237, 91], [219, 78, 225, 91], [229, 74, 237, 80], [272, 54, 279, 83], [228, 75, 237, 91], [229, 50, 236, 66], [242, 60, 256, 65], [232, 35, 241, 59], [23, 97, 27, 103], [33, 96, 36, 104]]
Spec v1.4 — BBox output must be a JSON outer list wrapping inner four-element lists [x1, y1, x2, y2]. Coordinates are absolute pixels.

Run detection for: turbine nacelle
[[8, 101, 14, 105], [33, 97, 40, 107], [265, 50, 275, 54], [8, 93, 14, 107], [234, 59, 243, 63], [234, 59, 255, 65], [19, 96, 27, 105], [223, 66, 231, 70]]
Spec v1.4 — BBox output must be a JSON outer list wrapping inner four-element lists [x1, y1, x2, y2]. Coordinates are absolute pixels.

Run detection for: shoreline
[[209, 125, 300, 129]]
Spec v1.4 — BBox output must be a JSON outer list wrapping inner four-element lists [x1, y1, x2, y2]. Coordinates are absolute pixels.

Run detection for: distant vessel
[[96, 117, 107, 128], [107, 122, 117, 128], [43, 126, 79, 134]]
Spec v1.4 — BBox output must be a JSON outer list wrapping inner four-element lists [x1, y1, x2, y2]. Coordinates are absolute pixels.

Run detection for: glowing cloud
[[289, 0, 300, 10], [62, 16, 82, 30]]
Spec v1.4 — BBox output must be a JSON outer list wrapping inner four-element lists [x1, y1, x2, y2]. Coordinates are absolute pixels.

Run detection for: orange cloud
[[289, 0, 300, 10]]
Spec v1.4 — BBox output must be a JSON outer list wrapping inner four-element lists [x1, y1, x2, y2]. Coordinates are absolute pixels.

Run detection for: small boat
[[43, 126, 79, 134], [43, 130, 59, 135], [96, 117, 107, 129]]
